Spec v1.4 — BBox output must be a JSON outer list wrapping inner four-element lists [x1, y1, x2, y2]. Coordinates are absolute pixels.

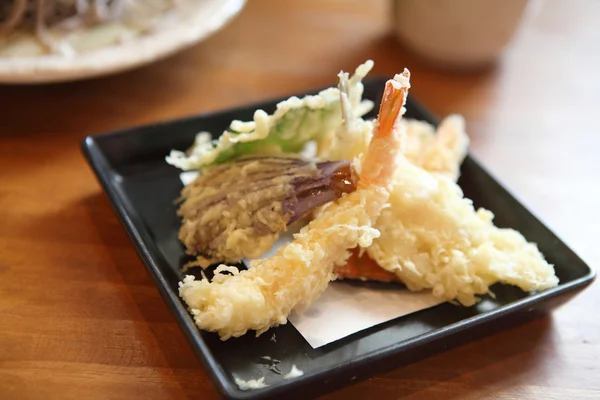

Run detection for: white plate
[[0, 0, 246, 84]]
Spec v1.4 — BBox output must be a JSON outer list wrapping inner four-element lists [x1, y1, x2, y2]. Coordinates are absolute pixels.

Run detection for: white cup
[[392, 0, 537, 69]]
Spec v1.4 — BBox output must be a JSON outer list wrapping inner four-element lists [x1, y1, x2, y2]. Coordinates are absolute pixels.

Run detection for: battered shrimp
[[178, 70, 412, 339]]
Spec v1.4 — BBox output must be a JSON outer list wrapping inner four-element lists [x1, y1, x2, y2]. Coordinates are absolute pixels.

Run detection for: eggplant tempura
[[178, 156, 356, 268]]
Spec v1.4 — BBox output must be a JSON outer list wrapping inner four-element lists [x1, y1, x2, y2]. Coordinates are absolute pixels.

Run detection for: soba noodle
[[0, 0, 177, 54]]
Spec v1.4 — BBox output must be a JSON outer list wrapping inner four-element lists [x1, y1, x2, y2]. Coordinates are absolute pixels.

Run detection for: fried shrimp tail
[[360, 70, 410, 187], [179, 70, 412, 339]]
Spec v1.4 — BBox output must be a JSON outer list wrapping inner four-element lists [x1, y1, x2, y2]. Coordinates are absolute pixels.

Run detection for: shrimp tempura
[[178, 70, 412, 339]]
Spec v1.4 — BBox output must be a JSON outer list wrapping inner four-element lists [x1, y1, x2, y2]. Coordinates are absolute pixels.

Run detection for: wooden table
[[1, 1, 598, 399]]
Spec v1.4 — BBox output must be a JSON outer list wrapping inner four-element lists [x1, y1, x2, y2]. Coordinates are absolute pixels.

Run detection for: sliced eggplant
[[178, 156, 356, 268]]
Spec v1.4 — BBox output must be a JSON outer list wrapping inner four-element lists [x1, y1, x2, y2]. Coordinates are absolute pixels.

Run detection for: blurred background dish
[[392, 0, 537, 70], [0, 0, 246, 84]]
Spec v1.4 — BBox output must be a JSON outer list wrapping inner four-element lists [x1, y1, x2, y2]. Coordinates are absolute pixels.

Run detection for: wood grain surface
[[1, 1, 598, 399]]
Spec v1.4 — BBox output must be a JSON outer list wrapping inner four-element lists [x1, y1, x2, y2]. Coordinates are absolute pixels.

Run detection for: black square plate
[[82, 78, 595, 400]]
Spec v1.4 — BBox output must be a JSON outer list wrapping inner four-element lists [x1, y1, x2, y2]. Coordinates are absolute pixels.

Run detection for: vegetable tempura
[[177, 156, 356, 268]]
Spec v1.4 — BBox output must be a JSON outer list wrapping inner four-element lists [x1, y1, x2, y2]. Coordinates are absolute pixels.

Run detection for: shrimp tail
[[359, 69, 411, 187]]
